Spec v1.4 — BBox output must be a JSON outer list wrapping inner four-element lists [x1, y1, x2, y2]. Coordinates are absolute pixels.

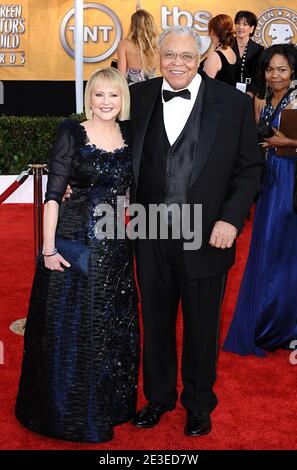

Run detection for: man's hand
[[209, 221, 238, 249], [62, 184, 73, 202]]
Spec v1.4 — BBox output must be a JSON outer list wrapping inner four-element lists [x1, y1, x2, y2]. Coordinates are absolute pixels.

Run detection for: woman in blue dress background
[[15, 68, 139, 442], [224, 44, 297, 357]]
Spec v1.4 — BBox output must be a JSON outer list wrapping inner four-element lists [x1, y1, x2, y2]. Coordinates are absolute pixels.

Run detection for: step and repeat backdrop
[[0, 0, 297, 81]]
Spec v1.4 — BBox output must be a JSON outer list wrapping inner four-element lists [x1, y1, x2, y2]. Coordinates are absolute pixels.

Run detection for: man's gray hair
[[158, 26, 201, 52]]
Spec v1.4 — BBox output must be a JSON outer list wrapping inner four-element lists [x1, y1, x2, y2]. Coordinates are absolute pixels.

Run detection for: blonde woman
[[15, 68, 139, 443], [117, 9, 158, 85]]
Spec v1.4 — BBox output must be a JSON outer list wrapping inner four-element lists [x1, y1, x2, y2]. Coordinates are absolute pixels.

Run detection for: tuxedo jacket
[[129, 74, 263, 278]]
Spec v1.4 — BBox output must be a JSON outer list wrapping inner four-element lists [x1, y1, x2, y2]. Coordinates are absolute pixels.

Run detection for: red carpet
[[0, 204, 296, 450]]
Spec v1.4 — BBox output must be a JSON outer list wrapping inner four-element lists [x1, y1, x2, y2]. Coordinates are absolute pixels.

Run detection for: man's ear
[[197, 55, 201, 69]]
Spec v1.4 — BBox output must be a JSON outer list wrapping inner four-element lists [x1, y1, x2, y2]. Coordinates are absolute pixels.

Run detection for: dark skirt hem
[[15, 412, 114, 444]]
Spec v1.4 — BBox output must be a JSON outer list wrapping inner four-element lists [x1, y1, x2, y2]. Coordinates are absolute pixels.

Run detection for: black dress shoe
[[184, 410, 212, 436], [132, 403, 176, 428]]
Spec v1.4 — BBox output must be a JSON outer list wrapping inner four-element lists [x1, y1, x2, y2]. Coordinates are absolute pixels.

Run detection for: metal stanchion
[[0, 167, 31, 204], [0, 80, 4, 104], [2, 163, 48, 335], [9, 318, 27, 336], [32, 164, 47, 260]]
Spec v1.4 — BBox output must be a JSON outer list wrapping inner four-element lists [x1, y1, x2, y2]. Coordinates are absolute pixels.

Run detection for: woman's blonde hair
[[84, 67, 130, 121], [127, 9, 158, 72]]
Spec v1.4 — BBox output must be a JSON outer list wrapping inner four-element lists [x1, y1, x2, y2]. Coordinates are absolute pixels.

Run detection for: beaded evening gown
[[224, 96, 297, 356], [15, 119, 139, 442]]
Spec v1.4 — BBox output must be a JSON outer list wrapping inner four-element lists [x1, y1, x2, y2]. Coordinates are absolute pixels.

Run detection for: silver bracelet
[[42, 248, 58, 257]]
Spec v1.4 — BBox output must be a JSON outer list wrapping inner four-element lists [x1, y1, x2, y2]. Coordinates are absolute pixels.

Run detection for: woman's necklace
[[239, 45, 249, 83], [237, 40, 249, 59], [237, 38, 249, 47]]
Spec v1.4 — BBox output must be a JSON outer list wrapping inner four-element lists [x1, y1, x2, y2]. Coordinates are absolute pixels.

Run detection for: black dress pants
[[135, 237, 226, 412]]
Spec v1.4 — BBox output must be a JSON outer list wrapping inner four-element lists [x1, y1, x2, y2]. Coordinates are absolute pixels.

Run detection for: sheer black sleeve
[[44, 122, 76, 204]]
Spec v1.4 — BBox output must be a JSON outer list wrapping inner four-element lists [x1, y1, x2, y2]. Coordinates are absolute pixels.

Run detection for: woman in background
[[201, 14, 237, 86], [117, 9, 158, 85], [224, 44, 297, 357], [233, 11, 264, 97]]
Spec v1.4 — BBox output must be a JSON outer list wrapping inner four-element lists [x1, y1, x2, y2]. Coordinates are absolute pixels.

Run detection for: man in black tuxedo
[[130, 26, 263, 436]]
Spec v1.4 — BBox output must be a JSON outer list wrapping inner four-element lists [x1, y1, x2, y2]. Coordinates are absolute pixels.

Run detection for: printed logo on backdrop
[[255, 7, 297, 47], [0, 3, 26, 66], [161, 6, 212, 56], [60, 3, 121, 63]]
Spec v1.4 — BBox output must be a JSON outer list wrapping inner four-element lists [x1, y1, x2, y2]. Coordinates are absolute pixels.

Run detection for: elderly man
[[129, 26, 262, 436]]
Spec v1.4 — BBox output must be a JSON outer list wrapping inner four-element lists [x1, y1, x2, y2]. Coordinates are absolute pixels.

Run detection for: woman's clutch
[[276, 109, 297, 156]]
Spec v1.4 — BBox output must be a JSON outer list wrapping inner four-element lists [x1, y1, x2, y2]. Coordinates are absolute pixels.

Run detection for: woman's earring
[[290, 74, 297, 90], [289, 76, 297, 107]]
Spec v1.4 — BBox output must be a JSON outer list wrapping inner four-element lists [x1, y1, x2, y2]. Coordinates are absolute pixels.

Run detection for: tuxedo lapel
[[132, 78, 162, 186], [190, 78, 224, 188], [131, 76, 224, 190]]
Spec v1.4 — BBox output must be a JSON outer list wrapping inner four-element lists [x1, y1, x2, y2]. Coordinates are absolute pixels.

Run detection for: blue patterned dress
[[15, 120, 139, 442], [224, 96, 297, 357]]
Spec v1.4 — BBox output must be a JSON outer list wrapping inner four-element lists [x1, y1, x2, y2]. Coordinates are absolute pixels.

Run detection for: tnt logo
[[60, 3, 122, 63]]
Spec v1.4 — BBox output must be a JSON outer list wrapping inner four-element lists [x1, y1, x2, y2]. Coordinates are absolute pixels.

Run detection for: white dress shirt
[[161, 73, 202, 146]]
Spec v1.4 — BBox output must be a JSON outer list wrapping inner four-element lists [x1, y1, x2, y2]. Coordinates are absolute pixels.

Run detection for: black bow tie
[[162, 89, 191, 102]]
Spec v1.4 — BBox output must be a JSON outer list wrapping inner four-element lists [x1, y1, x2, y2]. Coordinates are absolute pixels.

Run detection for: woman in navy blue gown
[[224, 44, 297, 357], [15, 68, 139, 442]]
